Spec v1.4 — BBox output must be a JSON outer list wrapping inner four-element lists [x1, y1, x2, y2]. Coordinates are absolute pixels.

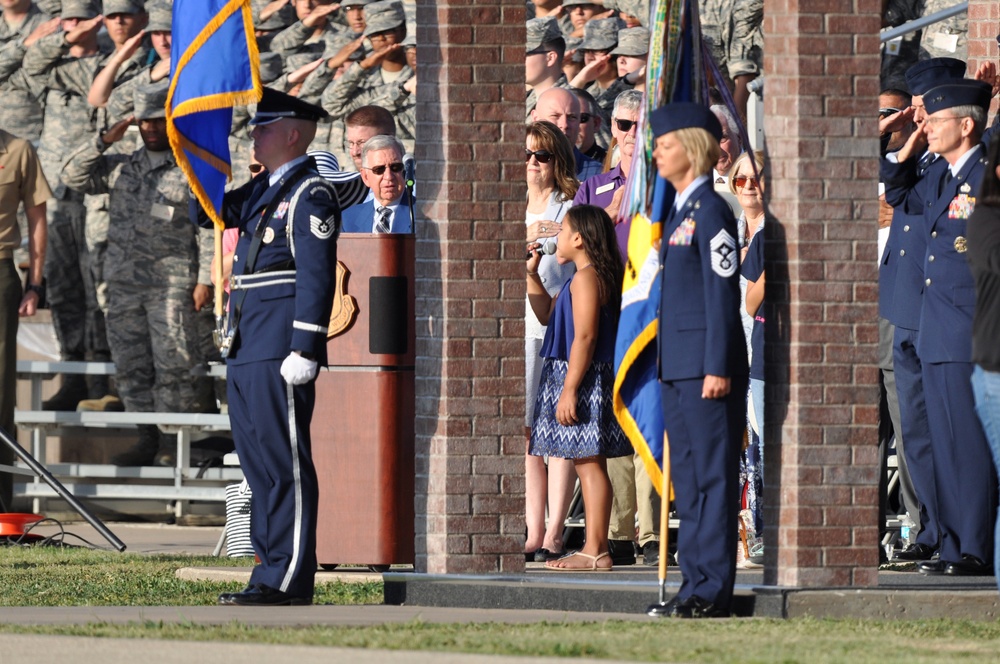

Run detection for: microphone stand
[[405, 179, 415, 232]]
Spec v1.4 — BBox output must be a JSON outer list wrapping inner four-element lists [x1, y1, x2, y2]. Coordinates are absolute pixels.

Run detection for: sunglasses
[[878, 107, 903, 119], [364, 162, 404, 176], [733, 176, 759, 189], [614, 118, 637, 132], [580, 112, 593, 123], [248, 163, 263, 174], [525, 149, 553, 164]]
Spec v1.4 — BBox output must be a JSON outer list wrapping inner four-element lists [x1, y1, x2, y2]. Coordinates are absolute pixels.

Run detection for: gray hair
[[710, 104, 742, 149], [361, 134, 404, 167], [948, 104, 987, 136], [612, 89, 642, 119]]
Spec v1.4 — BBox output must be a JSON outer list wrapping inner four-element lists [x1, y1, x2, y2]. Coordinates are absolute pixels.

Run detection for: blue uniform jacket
[[196, 162, 341, 366], [657, 180, 748, 381], [340, 189, 415, 233], [883, 145, 986, 363], [880, 153, 940, 330]]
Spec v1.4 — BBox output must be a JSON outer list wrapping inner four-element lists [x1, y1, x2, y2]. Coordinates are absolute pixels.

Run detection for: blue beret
[[923, 79, 993, 114], [904, 57, 966, 96], [649, 102, 722, 141], [250, 87, 329, 125]]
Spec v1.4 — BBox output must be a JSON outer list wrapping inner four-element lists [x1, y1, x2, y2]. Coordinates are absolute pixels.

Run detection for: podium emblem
[[328, 260, 358, 338]]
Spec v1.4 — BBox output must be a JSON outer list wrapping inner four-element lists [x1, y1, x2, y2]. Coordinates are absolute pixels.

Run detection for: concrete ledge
[[176, 566, 401, 585]]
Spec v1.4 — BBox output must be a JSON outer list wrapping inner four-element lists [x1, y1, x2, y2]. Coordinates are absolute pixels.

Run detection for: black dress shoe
[[218, 585, 254, 605], [608, 539, 636, 566], [893, 543, 935, 562], [647, 593, 684, 617], [642, 541, 660, 567], [945, 555, 994, 577], [674, 595, 731, 619], [534, 548, 565, 562], [917, 559, 947, 575], [224, 584, 312, 606]]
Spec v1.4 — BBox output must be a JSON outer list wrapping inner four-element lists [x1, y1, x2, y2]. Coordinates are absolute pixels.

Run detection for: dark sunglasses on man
[[525, 149, 553, 164], [614, 118, 637, 132], [364, 162, 404, 176], [878, 107, 903, 119]]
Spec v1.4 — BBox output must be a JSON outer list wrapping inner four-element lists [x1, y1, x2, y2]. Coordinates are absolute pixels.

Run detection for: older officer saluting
[[206, 88, 341, 606], [649, 103, 748, 618], [883, 78, 997, 577]]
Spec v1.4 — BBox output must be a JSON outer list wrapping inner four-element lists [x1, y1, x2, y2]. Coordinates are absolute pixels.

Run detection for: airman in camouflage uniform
[[0, 0, 51, 141], [22, 0, 110, 408], [917, 0, 966, 62], [321, 1, 414, 155], [61, 83, 215, 466], [525, 17, 572, 121]]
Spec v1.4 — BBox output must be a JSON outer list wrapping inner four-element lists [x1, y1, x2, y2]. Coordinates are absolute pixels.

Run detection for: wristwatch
[[25, 283, 45, 299]]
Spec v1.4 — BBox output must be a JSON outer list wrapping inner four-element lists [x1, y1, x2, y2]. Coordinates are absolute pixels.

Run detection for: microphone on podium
[[403, 153, 415, 188]]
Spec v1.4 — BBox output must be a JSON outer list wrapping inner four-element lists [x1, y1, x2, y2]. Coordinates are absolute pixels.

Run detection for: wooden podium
[[312, 232, 415, 570]]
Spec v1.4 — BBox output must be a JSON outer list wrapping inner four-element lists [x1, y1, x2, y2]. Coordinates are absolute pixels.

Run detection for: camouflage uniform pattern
[[60, 136, 214, 414], [881, 0, 921, 91], [0, 4, 51, 141], [918, 0, 967, 62], [321, 62, 415, 151]]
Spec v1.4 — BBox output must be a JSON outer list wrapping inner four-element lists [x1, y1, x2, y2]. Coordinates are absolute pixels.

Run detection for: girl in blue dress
[[526, 204, 632, 571]]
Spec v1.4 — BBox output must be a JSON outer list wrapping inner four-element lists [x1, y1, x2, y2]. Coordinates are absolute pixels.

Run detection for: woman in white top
[[523, 121, 579, 561]]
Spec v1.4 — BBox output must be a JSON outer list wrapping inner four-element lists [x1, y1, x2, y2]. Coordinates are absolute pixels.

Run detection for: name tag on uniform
[[948, 194, 975, 220], [151, 202, 174, 221], [595, 182, 616, 195], [667, 218, 696, 246]]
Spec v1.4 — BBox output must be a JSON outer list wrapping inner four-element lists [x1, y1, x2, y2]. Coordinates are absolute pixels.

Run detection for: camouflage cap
[[610, 27, 648, 56], [103, 0, 145, 15], [526, 17, 562, 54], [362, 0, 405, 38], [258, 52, 283, 84], [341, 0, 376, 6], [604, 0, 648, 21], [133, 81, 169, 121], [60, 0, 99, 20], [145, 0, 171, 31], [579, 17, 619, 51], [562, 0, 599, 6]]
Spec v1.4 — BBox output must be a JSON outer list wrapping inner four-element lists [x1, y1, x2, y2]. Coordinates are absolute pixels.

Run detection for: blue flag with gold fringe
[[613, 0, 704, 493], [166, 0, 261, 228]]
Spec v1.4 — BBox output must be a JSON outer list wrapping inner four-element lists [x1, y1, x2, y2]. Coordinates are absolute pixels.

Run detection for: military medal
[[275, 201, 290, 219], [960, 183, 971, 194], [263, 227, 275, 244], [948, 194, 975, 220], [954, 236, 967, 253]]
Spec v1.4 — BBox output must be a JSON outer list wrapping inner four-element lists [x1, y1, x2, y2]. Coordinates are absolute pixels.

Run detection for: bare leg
[[524, 427, 547, 553], [542, 457, 576, 552], [547, 456, 613, 570]]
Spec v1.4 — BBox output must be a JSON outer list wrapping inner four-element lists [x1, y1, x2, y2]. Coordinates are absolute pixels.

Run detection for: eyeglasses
[[524, 149, 553, 164], [878, 107, 903, 119], [248, 163, 263, 174], [614, 118, 637, 132], [924, 115, 966, 126], [733, 176, 759, 189], [364, 162, 404, 175], [580, 113, 592, 123]]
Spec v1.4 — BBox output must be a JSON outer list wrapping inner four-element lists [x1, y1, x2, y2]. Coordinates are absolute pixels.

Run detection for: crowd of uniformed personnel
[[0, 0, 416, 466]]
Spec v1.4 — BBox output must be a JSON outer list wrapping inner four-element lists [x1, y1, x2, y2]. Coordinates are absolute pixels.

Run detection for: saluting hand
[[326, 36, 364, 70], [23, 17, 60, 48], [101, 116, 134, 145], [360, 43, 401, 71], [64, 15, 104, 45]]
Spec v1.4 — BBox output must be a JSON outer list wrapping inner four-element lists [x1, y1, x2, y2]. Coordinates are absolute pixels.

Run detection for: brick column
[[413, 1, 527, 574], [761, 0, 883, 586], [967, 0, 999, 122]]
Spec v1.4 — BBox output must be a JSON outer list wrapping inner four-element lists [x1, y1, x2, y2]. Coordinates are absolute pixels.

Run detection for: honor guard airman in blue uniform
[[197, 89, 341, 605], [883, 79, 997, 576], [880, 57, 967, 562], [648, 103, 748, 618]]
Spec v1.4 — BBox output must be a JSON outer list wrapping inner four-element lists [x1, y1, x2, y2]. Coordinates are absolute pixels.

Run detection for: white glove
[[280, 352, 318, 385]]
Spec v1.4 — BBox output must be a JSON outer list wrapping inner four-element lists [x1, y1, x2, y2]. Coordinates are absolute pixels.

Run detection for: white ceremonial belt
[[293, 321, 329, 334], [230, 270, 297, 290]]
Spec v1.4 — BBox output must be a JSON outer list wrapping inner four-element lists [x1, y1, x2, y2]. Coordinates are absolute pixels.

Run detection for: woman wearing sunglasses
[[730, 149, 767, 564], [523, 121, 580, 563]]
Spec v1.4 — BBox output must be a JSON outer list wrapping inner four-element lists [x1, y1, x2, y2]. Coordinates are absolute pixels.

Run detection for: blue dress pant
[[661, 375, 746, 607], [922, 360, 997, 563], [227, 360, 319, 598]]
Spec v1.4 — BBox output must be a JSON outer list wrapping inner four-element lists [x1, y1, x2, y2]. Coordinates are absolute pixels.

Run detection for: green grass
[[0, 547, 382, 606], [0, 618, 999, 662]]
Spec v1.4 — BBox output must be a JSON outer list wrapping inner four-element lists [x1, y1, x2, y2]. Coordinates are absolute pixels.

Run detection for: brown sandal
[[544, 551, 612, 572]]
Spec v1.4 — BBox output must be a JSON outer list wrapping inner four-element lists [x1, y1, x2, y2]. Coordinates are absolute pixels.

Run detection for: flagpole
[[647, 433, 671, 616]]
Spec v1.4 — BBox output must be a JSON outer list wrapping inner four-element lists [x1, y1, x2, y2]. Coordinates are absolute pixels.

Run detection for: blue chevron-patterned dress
[[529, 277, 631, 459]]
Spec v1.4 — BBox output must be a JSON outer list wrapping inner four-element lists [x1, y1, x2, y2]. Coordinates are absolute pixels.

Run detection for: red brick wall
[[967, 0, 1000, 122], [413, 0, 527, 574], [762, 0, 883, 586]]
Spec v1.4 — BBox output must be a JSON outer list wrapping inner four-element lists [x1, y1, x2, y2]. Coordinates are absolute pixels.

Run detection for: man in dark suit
[[199, 88, 341, 605], [883, 78, 997, 577], [340, 134, 414, 233], [649, 103, 748, 618]]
